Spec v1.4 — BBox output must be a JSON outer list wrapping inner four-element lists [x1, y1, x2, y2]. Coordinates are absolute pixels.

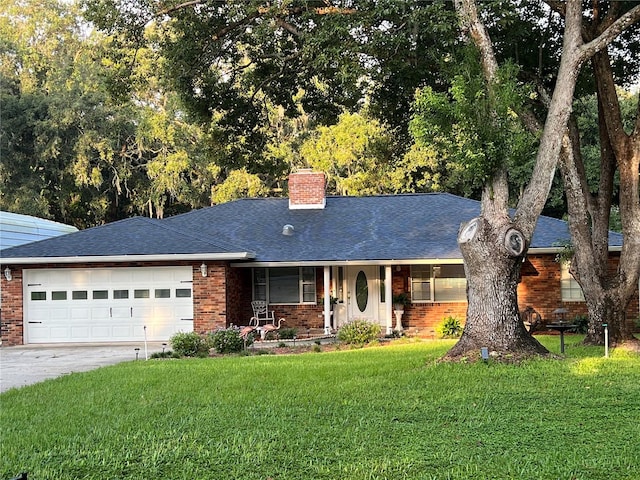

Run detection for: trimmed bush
[[278, 327, 297, 340], [436, 316, 463, 339], [170, 331, 210, 357], [337, 319, 381, 346], [208, 327, 248, 354]]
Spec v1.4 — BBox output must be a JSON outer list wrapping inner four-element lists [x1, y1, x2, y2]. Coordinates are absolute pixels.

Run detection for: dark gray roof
[[0, 216, 243, 258], [0, 193, 623, 263]]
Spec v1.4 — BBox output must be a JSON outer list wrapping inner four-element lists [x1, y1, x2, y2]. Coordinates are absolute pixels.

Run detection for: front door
[[347, 265, 379, 324]]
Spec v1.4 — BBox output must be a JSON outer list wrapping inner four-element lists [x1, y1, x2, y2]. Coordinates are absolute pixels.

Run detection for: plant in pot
[[319, 296, 339, 309], [392, 293, 409, 311]]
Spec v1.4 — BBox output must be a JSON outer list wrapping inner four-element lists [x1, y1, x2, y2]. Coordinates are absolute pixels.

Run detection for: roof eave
[[1, 252, 255, 265]]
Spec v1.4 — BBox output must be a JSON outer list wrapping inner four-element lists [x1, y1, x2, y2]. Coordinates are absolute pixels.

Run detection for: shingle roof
[[0, 193, 623, 263], [0, 216, 244, 258]]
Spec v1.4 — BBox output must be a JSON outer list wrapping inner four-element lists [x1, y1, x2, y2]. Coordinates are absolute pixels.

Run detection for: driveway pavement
[[0, 342, 166, 393]]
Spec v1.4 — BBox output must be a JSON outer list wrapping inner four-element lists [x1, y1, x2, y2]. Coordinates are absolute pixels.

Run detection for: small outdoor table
[[547, 323, 577, 353]]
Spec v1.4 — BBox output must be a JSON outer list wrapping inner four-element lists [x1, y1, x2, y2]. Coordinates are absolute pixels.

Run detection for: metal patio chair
[[250, 300, 276, 327]]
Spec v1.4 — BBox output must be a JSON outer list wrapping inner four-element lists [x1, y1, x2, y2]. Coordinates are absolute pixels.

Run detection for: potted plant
[[319, 296, 339, 309], [392, 292, 409, 311]]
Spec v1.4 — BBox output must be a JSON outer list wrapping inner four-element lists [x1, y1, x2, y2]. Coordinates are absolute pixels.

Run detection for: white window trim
[[253, 267, 317, 305], [410, 264, 467, 304], [560, 262, 585, 302]]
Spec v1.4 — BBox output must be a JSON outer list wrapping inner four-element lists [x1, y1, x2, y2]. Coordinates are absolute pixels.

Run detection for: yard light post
[[603, 324, 609, 358], [135, 347, 140, 360]]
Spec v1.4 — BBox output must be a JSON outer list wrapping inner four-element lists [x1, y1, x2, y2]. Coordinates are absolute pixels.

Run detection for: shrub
[[170, 331, 210, 357], [572, 314, 589, 334], [436, 316, 463, 339], [208, 327, 248, 354], [337, 319, 381, 346], [278, 327, 297, 340]]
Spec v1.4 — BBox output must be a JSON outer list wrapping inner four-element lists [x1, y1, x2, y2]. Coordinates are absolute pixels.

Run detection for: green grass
[[2, 336, 640, 479]]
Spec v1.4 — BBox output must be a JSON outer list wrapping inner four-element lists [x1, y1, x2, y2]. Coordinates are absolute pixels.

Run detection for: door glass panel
[[52, 291, 67, 301], [356, 270, 368, 312], [93, 290, 108, 300], [31, 292, 46, 301], [155, 289, 171, 298], [135, 289, 150, 299], [72, 290, 88, 300]]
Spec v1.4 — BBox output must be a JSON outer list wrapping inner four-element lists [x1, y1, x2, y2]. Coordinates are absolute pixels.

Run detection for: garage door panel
[[50, 308, 69, 320], [25, 267, 194, 344], [70, 326, 90, 339]]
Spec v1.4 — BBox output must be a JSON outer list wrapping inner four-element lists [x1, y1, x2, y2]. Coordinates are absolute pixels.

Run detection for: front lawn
[[1, 337, 639, 479]]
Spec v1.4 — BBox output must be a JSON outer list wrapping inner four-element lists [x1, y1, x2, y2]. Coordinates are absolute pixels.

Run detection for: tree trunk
[[444, 215, 549, 360], [583, 292, 635, 346]]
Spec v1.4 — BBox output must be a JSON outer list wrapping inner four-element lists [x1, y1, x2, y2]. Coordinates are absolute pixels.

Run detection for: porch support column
[[385, 265, 393, 335], [323, 266, 332, 335]]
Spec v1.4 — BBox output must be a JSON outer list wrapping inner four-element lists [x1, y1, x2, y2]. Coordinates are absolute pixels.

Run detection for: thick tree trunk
[[583, 292, 635, 346], [443, 216, 549, 360]]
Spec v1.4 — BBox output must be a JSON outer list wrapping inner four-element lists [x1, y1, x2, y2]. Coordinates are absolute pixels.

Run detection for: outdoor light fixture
[[481, 347, 489, 362], [4, 267, 12, 281], [282, 224, 294, 236], [200, 263, 208, 277]]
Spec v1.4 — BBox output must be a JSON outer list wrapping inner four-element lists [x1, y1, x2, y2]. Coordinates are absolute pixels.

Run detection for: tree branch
[[578, 5, 640, 63], [156, 0, 205, 17]]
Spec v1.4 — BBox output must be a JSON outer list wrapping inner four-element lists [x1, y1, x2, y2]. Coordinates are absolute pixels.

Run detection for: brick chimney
[[288, 169, 326, 209]]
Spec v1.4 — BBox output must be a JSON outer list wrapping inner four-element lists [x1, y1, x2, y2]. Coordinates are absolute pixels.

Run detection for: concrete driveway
[[0, 342, 166, 393]]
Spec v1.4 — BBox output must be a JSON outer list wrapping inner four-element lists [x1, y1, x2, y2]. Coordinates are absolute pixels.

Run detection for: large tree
[[439, 0, 640, 360], [557, 2, 640, 346]]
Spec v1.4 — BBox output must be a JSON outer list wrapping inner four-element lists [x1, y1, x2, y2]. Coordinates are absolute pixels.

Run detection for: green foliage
[[409, 51, 537, 195], [277, 327, 297, 340], [299, 111, 399, 196], [392, 293, 409, 307], [169, 331, 210, 357], [208, 327, 250, 354], [572, 315, 589, 334], [337, 319, 381, 346], [436, 316, 463, 339]]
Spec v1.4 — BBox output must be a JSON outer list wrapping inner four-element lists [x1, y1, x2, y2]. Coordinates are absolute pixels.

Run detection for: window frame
[[252, 267, 317, 305], [560, 262, 585, 302], [410, 264, 467, 303]]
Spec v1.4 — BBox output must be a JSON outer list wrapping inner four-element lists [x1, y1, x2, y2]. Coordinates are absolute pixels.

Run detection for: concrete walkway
[[0, 343, 166, 393]]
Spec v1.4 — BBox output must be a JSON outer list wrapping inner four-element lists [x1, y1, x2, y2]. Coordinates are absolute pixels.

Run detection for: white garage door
[[24, 267, 194, 344]]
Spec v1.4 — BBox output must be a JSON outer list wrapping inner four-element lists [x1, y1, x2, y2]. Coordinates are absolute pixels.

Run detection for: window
[[411, 266, 432, 301], [155, 289, 171, 299], [72, 291, 88, 300], [253, 267, 317, 304], [31, 292, 46, 301], [434, 265, 467, 302], [134, 289, 150, 299], [92, 290, 108, 300], [52, 291, 67, 301], [561, 263, 585, 301], [411, 264, 467, 303], [176, 288, 192, 298], [113, 290, 129, 299]]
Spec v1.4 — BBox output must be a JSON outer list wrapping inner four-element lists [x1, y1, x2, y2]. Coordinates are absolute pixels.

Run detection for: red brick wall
[[1, 268, 24, 345], [192, 263, 228, 333], [517, 254, 638, 327], [288, 170, 326, 208]]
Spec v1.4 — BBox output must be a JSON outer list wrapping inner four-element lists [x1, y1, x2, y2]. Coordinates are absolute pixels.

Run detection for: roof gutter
[[0, 252, 255, 265]]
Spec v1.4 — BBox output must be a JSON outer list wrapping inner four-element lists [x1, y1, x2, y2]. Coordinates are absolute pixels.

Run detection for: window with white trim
[[253, 267, 317, 304], [411, 264, 467, 303], [411, 265, 432, 301], [561, 262, 585, 301]]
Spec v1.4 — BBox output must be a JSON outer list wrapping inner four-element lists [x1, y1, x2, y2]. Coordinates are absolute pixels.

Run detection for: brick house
[[1, 170, 637, 346]]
